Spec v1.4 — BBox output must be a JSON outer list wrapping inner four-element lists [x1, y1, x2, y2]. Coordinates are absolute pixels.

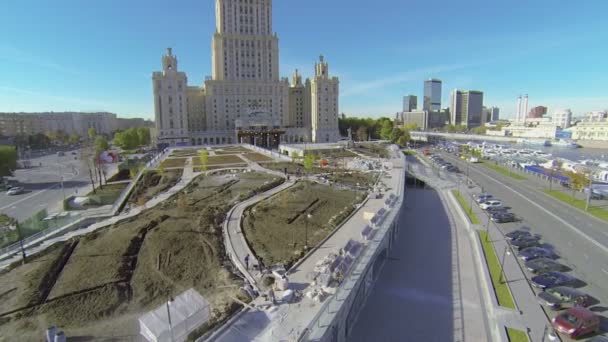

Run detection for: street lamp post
[[305, 213, 312, 250], [585, 172, 593, 211], [166, 298, 175, 342], [485, 212, 491, 242]]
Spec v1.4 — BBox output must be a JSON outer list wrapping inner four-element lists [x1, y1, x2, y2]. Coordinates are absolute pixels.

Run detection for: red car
[[552, 307, 600, 339]]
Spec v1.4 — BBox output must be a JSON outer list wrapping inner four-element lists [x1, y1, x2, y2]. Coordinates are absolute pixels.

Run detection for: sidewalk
[[458, 180, 550, 341]]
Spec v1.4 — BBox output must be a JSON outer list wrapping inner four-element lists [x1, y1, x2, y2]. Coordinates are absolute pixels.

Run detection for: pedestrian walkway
[[207, 146, 405, 342]]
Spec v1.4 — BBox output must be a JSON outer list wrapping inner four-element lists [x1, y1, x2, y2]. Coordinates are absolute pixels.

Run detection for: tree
[[565, 171, 589, 198], [356, 126, 368, 141], [94, 136, 109, 153], [378, 119, 394, 140], [303, 153, 317, 174], [291, 151, 301, 160], [137, 127, 151, 146], [403, 123, 419, 131], [68, 133, 81, 144], [199, 149, 209, 171], [397, 130, 411, 146], [389, 128, 404, 143], [88, 128, 97, 141], [0, 146, 18, 177]]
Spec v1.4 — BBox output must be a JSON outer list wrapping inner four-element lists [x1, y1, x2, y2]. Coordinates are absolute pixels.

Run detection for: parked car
[[474, 193, 493, 202], [491, 212, 517, 223], [7, 187, 25, 196], [538, 286, 591, 310], [519, 247, 557, 261], [531, 271, 575, 289], [525, 258, 568, 274], [551, 307, 600, 339], [506, 229, 533, 240], [480, 200, 502, 210], [511, 236, 541, 250]]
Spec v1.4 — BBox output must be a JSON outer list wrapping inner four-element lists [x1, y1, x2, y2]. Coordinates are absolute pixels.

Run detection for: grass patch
[[244, 152, 274, 162], [506, 327, 529, 342], [170, 149, 200, 157], [452, 190, 480, 224], [481, 161, 527, 181], [128, 169, 183, 205], [86, 183, 129, 206], [478, 230, 516, 309], [159, 157, 188, 168], [316, 149, 358, 159], [544, 190, 608, 222], [328, 172, 377, 188], [243, 181, 366, 268], [194, 155, 245, 166]]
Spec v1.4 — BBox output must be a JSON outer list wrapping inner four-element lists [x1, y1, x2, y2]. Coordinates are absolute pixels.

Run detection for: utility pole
[[304, 213, 312, 250]]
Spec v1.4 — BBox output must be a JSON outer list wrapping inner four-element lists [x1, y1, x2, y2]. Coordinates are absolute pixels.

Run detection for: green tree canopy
[[87, 128, 97, 140], [113, 127, 150, 150], [303, 153, 317, 171], [199, 149, 209, 171], [378, 119, 394, 140], [94, 136, 109, 153], [0, 145, 18, 177]]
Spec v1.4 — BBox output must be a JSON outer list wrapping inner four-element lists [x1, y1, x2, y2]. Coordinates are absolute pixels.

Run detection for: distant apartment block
[[552, 109, 572, 129], [450, 90, 484, 128], [0, 112, 152, 137], [399, 109, 449, 130], [403, 95, 417, 112], [528, 106, 547, 118], [423, 79, 442, 111], [568, 111, 608, 141]]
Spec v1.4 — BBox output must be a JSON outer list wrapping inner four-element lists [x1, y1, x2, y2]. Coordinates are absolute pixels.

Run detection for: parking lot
[[431, 149, 608, 341]]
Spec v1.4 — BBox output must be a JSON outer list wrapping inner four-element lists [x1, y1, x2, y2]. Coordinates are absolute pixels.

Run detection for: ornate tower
[[311, 55, 340, 142]]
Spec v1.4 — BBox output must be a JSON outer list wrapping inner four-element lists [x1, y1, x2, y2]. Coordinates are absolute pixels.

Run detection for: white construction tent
[[139, 288, 211, 342]]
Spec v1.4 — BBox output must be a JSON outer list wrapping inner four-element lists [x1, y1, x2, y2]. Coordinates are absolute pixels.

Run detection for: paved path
[[415, 152, 551, 341], [223, 178, 295, 290]]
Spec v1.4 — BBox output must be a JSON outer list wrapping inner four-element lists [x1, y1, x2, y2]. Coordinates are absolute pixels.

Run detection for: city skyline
[[1, 0, 607, 119]]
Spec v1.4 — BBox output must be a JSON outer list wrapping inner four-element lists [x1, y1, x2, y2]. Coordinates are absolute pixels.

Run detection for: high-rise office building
[[483, 106, 500, 122], [403, 95, 417, 112], [450, 90, 484, 128], [153, 0, 341, 147], [424, 79, 442, 111]]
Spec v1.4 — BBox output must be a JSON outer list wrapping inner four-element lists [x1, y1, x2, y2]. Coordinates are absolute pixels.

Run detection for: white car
[[480, 200, 502, 210], [7, 187, 25, 196]]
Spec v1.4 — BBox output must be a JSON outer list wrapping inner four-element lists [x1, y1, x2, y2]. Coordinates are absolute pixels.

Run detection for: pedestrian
[[244, 254, 250, 270], [268, 287, 276, 305]]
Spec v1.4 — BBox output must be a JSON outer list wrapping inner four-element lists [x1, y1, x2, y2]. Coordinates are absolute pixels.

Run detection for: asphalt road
[[0, 151, 92, 221], [439, 151, 608, 326]]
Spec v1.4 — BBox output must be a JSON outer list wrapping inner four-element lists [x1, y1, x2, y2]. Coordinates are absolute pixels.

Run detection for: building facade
[[152, 0, 340, 147], [423, 79, 442, 111], [528, 106, 547, 119], [403, 95, 417, 112], [0, 112, 120, 137], [450, 90, 484, 128], [552, 109, 572, 129]]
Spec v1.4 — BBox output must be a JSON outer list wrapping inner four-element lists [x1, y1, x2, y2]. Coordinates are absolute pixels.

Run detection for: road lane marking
[[449, 154, 608, 254], [0, 184, 60, 211]]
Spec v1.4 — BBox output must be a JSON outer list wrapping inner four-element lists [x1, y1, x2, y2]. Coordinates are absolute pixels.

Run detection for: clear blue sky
[[1, 0, 607, 119]]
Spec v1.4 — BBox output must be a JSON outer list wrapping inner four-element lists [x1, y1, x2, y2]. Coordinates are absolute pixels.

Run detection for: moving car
[[551, 307, 600, 339], [7, 187, 25, 196], [480, 200, 502, 210], [475, 193, 493, 203], [538, 286, 591, 310], [505, 229, 533, 240], [531, 271, 575, 289], [519, 247, 556, 261], [491, 212, 517, 223], [525, 258, 568, 274]]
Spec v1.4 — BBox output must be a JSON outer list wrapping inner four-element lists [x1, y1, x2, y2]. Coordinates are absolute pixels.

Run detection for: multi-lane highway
[[0, 151, 92, 221], [439, 151, 608, 323]]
